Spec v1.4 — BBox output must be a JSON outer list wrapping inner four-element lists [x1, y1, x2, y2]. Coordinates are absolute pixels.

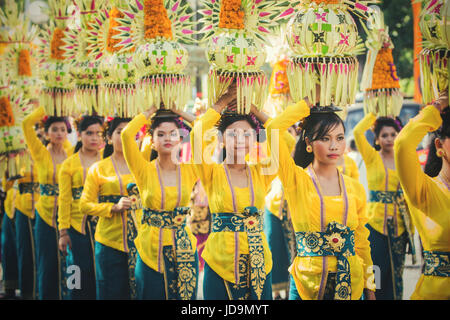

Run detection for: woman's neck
[[439, 160, 450, 186], [312, 160, 337, 179], [111, 151, 125, 162], [80, 146, 99, 159], [157, 153, 178, 170], [48, 142, 65, 154], [225, 159, 247, 172], [380, 148, 394, 159]]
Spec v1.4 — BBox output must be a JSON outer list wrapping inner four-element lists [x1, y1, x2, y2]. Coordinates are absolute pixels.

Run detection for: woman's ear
[[434, 137, 443, 150]]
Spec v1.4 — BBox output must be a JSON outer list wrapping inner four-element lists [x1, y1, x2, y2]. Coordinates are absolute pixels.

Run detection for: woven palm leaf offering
[[286, 0, 377, 112], [199, 0, 297, 114], [37, 0, 77, 116], [62, 0, 107, 115], [417, 0, 449, 104], [85, 0, 141, 117], [360, 5, 403, 117], [113, 0, 196, 111], [0, 0, 41, 101]]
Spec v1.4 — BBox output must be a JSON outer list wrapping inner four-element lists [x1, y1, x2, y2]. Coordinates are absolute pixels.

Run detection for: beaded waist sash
[[424, 251, 450, 277], [295, 222, 355, 300], [369, 190, 403, 204], [72, 187, 83, 200], [142, 207, 197, 300], [211, 206, 266, 300]]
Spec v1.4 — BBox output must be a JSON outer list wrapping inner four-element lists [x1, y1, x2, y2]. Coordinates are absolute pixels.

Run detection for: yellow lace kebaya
[[266, 101, 375, 300], [22, 106, 73, 228], [338, 154, 360, 181], [353, 112, 406, 236], [394, 105, 450, 300], [121, 113, 198, 273]]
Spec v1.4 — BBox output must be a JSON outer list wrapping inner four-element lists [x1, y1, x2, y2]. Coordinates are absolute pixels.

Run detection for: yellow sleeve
[[140, 134, 152, 161], [58, 157, 73, 230], [266, 101, 311, 193], [353, 112, 378, 166], [190, 108, 221, 186], [63, 139, 74, 156], [346, 155, 360, 180], [121, 114, 149, 187], [353, 181, 375, 291], [2, 178, 14, 193], [79, 164, 114, 218], [394, 105, 444, 214], [22, 106, 47, 162]]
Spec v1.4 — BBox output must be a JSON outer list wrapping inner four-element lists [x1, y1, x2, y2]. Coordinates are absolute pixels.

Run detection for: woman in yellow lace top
[[267, 100, 376, 300], [121, 106, 199, 300], [353, 113, 415, 300], [394, 94, 450, 300], [22, 106, 73, 300]]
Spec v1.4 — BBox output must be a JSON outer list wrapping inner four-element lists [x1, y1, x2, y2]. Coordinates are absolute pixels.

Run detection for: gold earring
[[436, 148, 445, 158], [306, 145, 313, 153]]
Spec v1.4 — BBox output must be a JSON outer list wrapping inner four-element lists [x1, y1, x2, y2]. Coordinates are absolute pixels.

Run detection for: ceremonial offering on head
[[417, 0, 449, 104], [361, 5, 403, 117], [0, 0, 36, 179], [199, 0, 297, 115], [37, 0, 76, 116], [286, 0, 377, 112], [113, 0, 196, 112], [62, 0, 107, 115]]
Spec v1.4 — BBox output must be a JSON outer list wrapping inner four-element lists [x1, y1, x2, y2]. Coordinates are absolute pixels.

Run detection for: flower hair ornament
[[360, 5, 403, 117], [199, 0, 297, 115]]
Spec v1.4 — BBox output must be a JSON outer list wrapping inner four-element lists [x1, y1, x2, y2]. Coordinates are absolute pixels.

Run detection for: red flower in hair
[[106, 116, 114, 123], [42, 115, 49, 123]]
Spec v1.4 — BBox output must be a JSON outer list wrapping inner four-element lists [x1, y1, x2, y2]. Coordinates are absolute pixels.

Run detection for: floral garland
[[367, 48, 400, 91], [107, 7, 126, 53], [311, 0, 341, 4], [0, 96, 14, 127], [144, 0, 173, 40], [50, 27, 66, 60], [18, 49, 32, 77], [218, 0, 245, 30]]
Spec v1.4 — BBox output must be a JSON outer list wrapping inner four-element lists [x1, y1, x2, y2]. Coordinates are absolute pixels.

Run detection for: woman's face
[[153, 121, 182, 157], [310, 123, 346, 166], [223, 120, 256, 163], [80, 123, 103, 152], [376, 126, 398, 152], [45, 122, 68, 145], [110, 122, 129, 153]]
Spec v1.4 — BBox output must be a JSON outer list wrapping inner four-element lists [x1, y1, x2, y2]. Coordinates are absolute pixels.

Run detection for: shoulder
[[343, 175, 366, 198]]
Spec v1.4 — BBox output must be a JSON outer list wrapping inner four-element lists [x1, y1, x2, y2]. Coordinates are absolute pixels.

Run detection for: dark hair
[[148, 113, 189, 161], [373, 117, 403, 151], [74, 116, 104, 153], [424, 108, 450, 177], [44, 116, 72, 134], [293, 112, 345, 169], [103, 117, 131, 158], [216, 114, 264, 163]]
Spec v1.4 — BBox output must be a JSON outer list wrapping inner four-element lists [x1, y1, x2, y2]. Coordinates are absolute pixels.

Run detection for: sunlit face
[[45, 122, 68, 145], [109, 122, 129, 153], [376, 126, 398, 152], [309, 123, 346, 166], [223, 120, 256, 163], [152, 121, 182, 157], [80, 123, 103, 152]]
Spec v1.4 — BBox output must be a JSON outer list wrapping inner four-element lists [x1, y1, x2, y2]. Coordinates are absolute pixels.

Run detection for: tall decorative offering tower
[[361, 5, 403, 117], [286, 0, 376, 110], [63, 0, 107, 115], [37, 0, 76, 116], [0, 0, 34, 179], [114, 0, 196, 110], [418, 0, 449, 104], [199, 0, 296, 114], [85, 0, 141, 117]]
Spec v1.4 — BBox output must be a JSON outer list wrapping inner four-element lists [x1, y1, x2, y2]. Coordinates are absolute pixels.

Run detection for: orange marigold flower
[[0, 96, 15, 127], [219, 0, 245, 30], [368, 48, 400, 91], [144, 0, 173, 40], [18, 49, 32, 77], [50, 28, 66, 61]]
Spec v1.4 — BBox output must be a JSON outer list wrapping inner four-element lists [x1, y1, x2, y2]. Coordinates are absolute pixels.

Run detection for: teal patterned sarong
[[295, 221, 355, 300], [424, 251, 450, 277], [142, 207, 197, 300], [19, 182, 39, 194], [211, 206, 266, 300], [39, 183, 59, 196], [71, 187, 83, 200]]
